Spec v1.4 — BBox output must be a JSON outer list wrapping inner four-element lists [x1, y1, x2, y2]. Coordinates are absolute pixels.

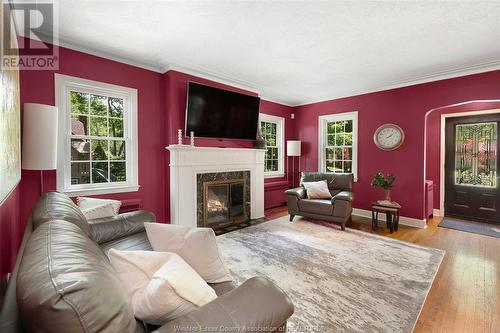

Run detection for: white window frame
[[55, 74, 139, 196], [260, 113, 285, 178], [318, 111, 358, 181]]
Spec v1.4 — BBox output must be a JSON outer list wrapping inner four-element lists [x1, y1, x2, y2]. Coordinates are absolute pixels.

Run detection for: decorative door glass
[[455, 122, 497, 187]]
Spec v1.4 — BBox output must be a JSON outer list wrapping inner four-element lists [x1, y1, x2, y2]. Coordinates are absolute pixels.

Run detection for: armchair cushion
[[285, 187, 306, 199], [302, 180, 332, 199], [298, 199, 334, 216]]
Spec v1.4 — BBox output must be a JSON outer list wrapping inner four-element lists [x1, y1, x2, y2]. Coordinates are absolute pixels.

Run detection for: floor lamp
[[286, 140, 301, 188], [22, 103, 58, 195]]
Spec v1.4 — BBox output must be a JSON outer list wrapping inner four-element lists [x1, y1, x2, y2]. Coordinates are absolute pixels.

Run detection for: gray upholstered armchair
[[285, 172, 354, 230]]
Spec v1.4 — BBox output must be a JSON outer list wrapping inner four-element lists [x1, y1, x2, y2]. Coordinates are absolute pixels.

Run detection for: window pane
[[270, 159, 278, 172], [71, 162, 90, 184], [325, 148, 334, 161], [92, 162, 109, 183], [90, 116, 108, 137], [343, 147, 352, 160], [71, 116, 88, 135], [70, 92, 89, 115], [327, 134, 335, 146], [71, 139, 90, 160], [110, 162, 126, 182], [334, 148, 342, 160], [326, 160, 334, 172], [344, 161, 352, 173], [109, 97, 124, 118], [344, 132, 353, 145], [335, 133, 345, 146], [109, 118, 124, 138], [327, 122, 335, 135], [91, 140, 109, 160], [90, 95, 108, 116], [109, 140, 126, 160], [345, 120, 353, 133], [334, 161, 343, 173]]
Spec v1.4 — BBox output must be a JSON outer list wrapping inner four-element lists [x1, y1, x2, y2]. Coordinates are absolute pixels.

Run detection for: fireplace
[[197, 171, 250, 229]]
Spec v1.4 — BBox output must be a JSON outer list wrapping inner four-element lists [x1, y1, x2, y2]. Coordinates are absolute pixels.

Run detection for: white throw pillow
[[302, 180, 332, 199], [80, 202, 117, 220], [108, 249, 217, 325], [144, 223, 232, 283], [77, 197, 121, 214]]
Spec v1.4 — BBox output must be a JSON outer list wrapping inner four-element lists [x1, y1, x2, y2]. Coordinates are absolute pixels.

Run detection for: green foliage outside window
[[69, 91, 127, 185], [325, 120, 353, 173], [261, 121, 279, 172]]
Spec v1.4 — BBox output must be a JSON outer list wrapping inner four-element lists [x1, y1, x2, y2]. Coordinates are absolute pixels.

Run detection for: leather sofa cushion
[[31, 192, 89, 235], [89, 210, 156, 244], [298, 199, 334, 216], [100, 231, 153, 257], [17, 220, 137, 333]]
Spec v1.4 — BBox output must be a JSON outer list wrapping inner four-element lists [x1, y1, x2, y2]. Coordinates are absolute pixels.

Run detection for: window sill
[[264, 173, 285, 179], [60, 184, 140, 197]]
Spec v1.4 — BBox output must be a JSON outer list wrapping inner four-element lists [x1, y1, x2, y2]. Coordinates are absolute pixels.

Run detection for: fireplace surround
[[167, 145, 265, 228]]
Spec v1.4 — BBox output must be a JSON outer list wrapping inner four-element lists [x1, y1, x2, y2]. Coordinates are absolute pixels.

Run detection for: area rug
[[439, 217, 500, 238], [217, 216, 444, 333]]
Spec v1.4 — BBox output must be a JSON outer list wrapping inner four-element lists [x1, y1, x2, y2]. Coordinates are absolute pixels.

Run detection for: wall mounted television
[[185, 82, 261, 140]]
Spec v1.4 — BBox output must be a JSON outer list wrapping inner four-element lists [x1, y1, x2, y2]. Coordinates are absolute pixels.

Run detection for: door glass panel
[[455, 122, 497, 187]]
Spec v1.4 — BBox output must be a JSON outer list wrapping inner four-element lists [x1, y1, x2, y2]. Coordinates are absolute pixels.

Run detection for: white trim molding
[[318, 111, 358, 181], [55, 74, 139, 197], [260, 113, 285, 178], [438, 108, 500, 216], [352, 208, 427, 229]]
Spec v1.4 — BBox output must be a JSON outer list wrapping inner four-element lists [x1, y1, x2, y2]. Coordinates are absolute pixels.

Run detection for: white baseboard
[[433, 209, 443, 217], [352, 208, 427, 229]]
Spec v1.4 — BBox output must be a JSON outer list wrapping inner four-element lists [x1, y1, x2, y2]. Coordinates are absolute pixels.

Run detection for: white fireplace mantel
[[166, 145, 265, 227]]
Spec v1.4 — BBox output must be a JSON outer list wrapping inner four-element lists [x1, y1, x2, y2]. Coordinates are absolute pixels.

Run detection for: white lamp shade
[[22, 103, 58, 170], [287, 140, 301, 156]]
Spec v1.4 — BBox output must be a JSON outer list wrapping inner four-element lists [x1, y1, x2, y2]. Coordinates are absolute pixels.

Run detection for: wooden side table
[[371, 201, 401, 233]]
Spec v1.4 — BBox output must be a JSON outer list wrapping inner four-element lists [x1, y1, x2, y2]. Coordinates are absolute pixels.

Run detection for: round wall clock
[[373, 124, 405, 150]]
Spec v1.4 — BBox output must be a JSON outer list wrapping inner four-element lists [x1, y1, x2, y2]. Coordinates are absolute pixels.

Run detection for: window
[[260, 114, 284, 177], [319, 111, 358, 180], [55, 74, 138, 196]]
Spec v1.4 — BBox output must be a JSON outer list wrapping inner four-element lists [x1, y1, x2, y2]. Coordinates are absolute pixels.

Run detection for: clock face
[[374, 124, 404, 150]]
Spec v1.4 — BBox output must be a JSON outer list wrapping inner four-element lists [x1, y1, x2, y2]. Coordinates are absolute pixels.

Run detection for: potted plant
[[371, 172, 395, 202]]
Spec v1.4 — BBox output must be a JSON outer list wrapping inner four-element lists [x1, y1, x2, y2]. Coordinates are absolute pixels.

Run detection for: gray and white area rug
[[217, 216, 445, 333]]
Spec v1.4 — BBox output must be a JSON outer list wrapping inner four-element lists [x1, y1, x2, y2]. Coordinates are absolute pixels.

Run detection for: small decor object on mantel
[[371, 172, 395, 202], [374, 124, 405, 150], [190, 131, 195, 147], [178, 129, 183, 145]]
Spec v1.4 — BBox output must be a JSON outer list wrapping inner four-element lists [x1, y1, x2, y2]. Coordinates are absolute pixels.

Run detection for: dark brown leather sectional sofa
[[286, 172, 354, 230], [0, 192, 294, 333]]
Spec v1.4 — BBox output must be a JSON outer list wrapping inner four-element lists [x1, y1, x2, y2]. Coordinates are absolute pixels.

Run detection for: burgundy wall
[[425, 100, 500, 209], [296, 70, 500, 219]]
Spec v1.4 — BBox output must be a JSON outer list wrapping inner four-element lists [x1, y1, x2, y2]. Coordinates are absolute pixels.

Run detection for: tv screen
[[185, 82, 260, 140]]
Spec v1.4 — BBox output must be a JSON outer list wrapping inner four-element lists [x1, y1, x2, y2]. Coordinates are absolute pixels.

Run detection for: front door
[[445, 114, 500, 223]]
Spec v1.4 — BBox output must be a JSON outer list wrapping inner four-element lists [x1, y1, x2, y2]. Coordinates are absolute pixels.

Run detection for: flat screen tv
[[185, 82, 260, 140]]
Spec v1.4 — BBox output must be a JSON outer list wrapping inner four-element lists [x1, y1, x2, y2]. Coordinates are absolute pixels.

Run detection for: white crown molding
[[292, 59, 500, 107]]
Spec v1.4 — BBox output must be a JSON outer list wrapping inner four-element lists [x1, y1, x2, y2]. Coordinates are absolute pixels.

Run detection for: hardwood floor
[[264, 205, 500, 333]]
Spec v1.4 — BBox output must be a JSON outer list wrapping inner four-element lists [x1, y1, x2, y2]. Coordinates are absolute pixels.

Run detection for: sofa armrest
[[331, 191, 354, 204], [153, 277, 294, 333], [88, 210, 156, 244], [285, 187, 306, 199]]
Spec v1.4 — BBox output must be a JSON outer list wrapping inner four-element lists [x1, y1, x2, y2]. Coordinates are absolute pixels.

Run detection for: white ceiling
[[35, 1, 500, 105]]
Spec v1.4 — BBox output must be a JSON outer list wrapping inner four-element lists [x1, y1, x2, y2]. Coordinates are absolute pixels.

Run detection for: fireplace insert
[[203, 178, 247, 229]]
